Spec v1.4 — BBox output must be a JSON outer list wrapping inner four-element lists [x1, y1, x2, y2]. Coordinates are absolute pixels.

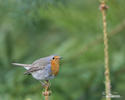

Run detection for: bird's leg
[[45, 80, 51, 88], [40, 81, 47, 88], [40, 80, 51, 88], [42, 80, 52, 97]]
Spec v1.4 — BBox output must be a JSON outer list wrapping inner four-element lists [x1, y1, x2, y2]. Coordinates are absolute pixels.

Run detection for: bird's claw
[[40, 81, 50, 88]]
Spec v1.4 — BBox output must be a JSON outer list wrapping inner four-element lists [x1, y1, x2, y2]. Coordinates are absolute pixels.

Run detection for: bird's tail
[[12, 63, 31, 67]]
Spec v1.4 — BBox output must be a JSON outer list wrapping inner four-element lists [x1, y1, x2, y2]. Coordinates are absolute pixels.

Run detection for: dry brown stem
[[100, 1, 111, 100], [42, 81, 51, 100]]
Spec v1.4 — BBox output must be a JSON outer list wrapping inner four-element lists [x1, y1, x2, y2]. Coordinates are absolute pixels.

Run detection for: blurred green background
[[0, 0, 125, 100]]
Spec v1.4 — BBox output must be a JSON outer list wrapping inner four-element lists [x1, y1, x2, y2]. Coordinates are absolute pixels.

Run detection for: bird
[[12, 55, 62, 86]]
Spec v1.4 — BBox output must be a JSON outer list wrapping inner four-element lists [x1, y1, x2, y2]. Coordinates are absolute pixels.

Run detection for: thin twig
[[100, 1, 111, 100], [42, 81, 51, 100]]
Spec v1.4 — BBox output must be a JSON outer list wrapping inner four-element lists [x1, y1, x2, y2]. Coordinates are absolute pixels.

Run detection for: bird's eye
[[52, 57, 55, 59]]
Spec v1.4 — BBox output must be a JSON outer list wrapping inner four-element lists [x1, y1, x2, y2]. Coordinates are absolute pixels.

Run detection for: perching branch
[[42, 81, 51, 100]]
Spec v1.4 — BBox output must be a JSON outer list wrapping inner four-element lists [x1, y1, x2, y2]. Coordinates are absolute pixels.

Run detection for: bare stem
[[100, 1, 111, 100], [42, 80, 51, 100]]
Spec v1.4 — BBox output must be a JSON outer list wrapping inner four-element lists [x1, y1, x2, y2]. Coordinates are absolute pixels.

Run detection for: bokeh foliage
[[0, 0, 125, 100]]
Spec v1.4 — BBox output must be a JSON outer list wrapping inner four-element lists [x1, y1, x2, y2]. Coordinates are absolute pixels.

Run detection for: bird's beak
[[59, 56, 63, 60]]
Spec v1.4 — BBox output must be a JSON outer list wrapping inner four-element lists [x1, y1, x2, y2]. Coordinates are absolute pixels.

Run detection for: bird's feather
[[24, 66, 45, 75], [12, 63, 31, 67], [32, 55, 54, 66]]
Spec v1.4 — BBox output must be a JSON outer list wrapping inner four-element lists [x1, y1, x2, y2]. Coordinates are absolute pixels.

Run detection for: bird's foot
[[41, 80, 52, 96], [40, 80, 50, 88]]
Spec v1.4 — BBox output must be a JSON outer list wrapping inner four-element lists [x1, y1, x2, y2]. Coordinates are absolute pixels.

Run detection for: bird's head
[[52, 56, 62, 61]]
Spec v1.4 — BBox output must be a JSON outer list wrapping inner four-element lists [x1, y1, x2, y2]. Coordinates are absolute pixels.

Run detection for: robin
[[12, 55, 62, 86]]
